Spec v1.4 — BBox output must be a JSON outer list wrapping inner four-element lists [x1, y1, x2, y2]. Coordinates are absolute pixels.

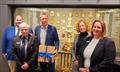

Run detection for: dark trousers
[[39, 62, 55, 72]]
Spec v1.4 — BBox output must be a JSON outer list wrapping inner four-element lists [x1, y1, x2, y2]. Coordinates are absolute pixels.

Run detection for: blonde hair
[[19, 22, 30, 29], [76, 20, 88, 33]]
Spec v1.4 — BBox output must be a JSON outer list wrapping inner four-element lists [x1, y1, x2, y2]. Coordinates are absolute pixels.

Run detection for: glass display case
[[15, 8, 120, 71]]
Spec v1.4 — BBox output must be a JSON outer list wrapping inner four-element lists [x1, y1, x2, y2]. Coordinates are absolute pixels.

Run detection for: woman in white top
[[78, 20, 116, 72]]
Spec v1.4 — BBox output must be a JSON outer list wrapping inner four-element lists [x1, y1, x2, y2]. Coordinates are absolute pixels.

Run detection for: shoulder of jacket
[[13, 35, 20, 41], [30, 34, 37, 39], [85, 36, 93, 43], [35, 24, 40, 28], [103, 37, 114, 43], [84, 32, 91, 40], [86, 32, 91, 37], [6, 26, 14, 30], [49, 24, 56, 28]]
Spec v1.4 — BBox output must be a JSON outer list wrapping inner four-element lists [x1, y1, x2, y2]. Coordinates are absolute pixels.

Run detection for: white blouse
[[83, 38, 99, 68]]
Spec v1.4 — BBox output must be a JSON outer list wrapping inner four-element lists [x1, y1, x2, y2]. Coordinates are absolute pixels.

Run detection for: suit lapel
[[46, 25, 51, 44], [14, 36, 21, 48], [37, 26, 41, 44], [13, 27, 16, 36], [91, 39, 104, 60], [27, 35, 34, 48]]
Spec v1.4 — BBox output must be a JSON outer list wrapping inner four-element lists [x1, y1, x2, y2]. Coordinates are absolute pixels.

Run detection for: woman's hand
[[73, 59, 78, 67], [79, 68, 89, 72]]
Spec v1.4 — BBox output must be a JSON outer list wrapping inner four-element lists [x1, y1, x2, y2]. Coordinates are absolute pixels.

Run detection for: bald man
[[12, 22, 38, 72], [2, 15, 33, 72]]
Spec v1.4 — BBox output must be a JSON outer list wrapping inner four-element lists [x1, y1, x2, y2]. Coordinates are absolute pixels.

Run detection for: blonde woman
[[72, 20, 89, 72]]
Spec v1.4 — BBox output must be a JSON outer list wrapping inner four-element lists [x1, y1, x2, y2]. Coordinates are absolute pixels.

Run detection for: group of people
[[2, 12, 59, 72], [1, 11, 116, 72], [72, 20, 116, 72]]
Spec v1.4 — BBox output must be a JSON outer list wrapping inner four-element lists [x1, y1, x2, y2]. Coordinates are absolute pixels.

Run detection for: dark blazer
[[78, 37, 116, 72], [12, 34, 38, 66], [34, 24, 59, 49], [2, 26, 33, 60]]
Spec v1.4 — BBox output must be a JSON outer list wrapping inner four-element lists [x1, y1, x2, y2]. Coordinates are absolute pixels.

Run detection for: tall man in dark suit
[[12, 22, 38, 72], [2, 15, 33, 72], [35, 10, 59, 72]]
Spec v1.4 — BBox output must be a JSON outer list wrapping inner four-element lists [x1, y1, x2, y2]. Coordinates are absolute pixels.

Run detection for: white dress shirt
[[40, 25, 48, 45]]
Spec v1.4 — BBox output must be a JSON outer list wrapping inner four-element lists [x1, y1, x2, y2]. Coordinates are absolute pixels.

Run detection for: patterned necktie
[[22, 38, 26, 45], [21, 37, 27, 57]]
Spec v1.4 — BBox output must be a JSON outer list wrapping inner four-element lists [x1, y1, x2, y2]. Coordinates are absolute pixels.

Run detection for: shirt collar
[[15, 26, 19, 30], [40, 25, 48, 29]]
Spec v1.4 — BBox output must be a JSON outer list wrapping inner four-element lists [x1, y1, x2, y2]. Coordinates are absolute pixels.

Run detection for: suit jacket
[[78, 37, 116, 72], [2, 26, 33, 60], [34, 24, 59, 49], [12, 34, 38, 66]]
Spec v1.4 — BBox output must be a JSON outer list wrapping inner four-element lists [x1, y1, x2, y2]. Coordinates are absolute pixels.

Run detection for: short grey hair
[[19, 22, 30, 29]]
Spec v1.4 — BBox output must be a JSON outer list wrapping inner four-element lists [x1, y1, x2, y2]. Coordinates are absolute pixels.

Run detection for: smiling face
[[91, 20, 106, 38], [20, 27, 29, 37], [76, 20, 88, 33], [19, 22, 29, 37], [79, 21, 87, 33], [15, 15, 23, 27]]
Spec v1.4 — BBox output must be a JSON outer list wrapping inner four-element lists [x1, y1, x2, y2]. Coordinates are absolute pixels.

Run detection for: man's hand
[[53, 49, 58, 56], [21, 62, 29, 70], [2, 53, 7, 57]]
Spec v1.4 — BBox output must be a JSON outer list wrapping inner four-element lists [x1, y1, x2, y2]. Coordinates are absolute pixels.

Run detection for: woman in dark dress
[[72, 20, 89, 72]]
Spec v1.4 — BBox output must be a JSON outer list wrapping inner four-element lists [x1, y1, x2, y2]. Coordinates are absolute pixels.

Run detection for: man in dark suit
[[35, 10, 59, 72], [2, 15, 33, 72], [12, 22, 38, 72]]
